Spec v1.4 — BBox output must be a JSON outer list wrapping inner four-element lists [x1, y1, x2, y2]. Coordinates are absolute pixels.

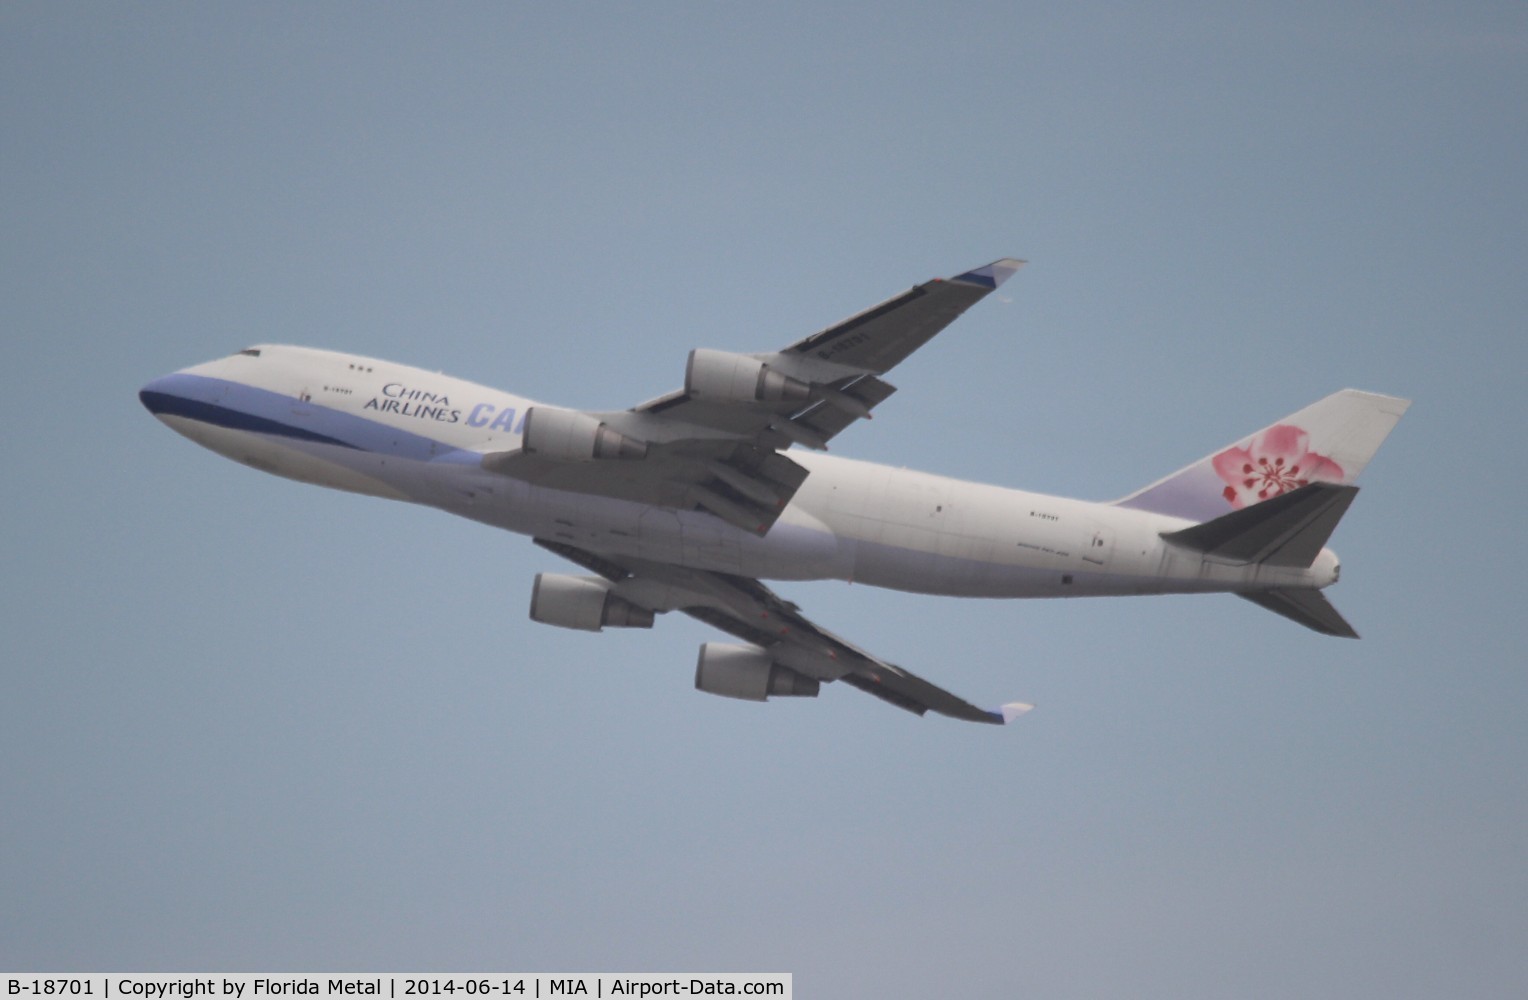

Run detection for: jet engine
[[685, 349, 813, 405], [693, 642, 820, 701], [521, 406, 648, 461], [529, 573, 655, 632]]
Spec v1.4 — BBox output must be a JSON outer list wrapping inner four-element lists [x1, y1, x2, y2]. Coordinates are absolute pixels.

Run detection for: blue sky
[[3, 3, 1525, 997]]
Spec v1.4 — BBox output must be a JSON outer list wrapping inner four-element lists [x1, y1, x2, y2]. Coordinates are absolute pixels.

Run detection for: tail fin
[[1159, 480, 1366, 638], [1114, 389, 1411, 523]]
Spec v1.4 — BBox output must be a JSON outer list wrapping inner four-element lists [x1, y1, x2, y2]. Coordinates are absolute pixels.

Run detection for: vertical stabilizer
[[1114, 389, 1410, 522]]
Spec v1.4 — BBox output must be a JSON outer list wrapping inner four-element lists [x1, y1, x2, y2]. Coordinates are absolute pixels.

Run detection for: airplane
[[139, 259, 1410, 726]]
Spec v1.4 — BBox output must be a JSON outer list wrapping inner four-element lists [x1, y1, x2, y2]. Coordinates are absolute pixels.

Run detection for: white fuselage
[[141, 345, 1339, 600]]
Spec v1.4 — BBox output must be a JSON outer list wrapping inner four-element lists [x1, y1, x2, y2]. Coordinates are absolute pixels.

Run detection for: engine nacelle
[[693, 642, 820, 701], [529, 573, 655, 632], [522, 406, 648, 461], [685, 349, 812, 406]]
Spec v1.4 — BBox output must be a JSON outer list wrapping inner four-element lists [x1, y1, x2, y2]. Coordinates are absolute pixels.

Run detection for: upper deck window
[[238, 348, 262, 357]]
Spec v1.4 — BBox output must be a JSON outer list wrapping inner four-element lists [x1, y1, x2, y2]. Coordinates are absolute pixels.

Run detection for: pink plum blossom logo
[[1212, 424, 1344, 509]]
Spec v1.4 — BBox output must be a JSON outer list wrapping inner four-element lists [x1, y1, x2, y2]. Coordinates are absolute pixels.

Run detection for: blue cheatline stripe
[[139, 372, 482, 464], [140, 390, 360, 450]]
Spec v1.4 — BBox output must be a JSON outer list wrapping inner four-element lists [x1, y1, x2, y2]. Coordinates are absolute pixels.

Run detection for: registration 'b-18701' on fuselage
[[140, 260, 1410, 725]]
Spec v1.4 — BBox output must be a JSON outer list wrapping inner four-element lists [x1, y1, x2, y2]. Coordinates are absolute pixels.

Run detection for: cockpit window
[[239, 348, 262, 357]]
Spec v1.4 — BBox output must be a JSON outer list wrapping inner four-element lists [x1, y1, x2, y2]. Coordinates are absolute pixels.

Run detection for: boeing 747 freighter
[[140, 260, 1409, 724]]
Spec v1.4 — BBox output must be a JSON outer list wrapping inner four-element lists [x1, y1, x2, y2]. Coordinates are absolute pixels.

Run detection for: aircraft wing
[[483, 259, 1024, 534], [536, 539, 1032, 725], [633, 257, 1027, 444]]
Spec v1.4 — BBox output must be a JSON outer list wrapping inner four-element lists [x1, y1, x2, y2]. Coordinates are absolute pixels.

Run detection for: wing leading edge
[[535, 539, 1032, 726]]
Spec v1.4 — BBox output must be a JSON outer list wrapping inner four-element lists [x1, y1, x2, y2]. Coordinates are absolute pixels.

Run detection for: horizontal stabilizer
[[1239, 588, 1359, 638], [1161, 482, 1358, 567]]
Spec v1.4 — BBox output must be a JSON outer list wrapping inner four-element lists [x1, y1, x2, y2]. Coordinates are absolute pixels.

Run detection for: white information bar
[[4, 976, 790, 1000]]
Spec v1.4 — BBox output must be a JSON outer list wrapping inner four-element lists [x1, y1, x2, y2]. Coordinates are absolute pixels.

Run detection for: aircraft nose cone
[[139, 374, 179, 417]]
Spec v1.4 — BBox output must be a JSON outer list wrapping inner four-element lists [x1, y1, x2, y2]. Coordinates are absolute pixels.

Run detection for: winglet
[[992, 701, 1035, 724], [953, 258, 1026, 289]]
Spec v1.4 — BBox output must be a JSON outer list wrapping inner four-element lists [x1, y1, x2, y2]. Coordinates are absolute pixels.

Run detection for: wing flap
[[839, 666, 1007, 724], [790, 376, 898, 444]]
